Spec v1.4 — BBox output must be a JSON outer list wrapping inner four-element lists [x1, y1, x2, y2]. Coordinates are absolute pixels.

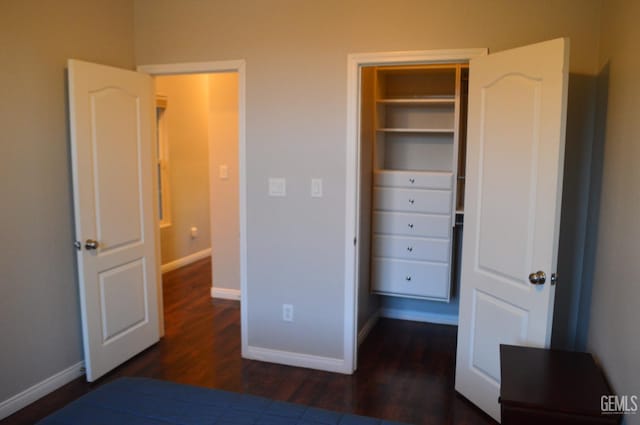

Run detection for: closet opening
[[349, 51, 484, 369]]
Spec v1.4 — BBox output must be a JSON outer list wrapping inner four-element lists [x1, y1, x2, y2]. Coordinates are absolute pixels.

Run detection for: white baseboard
[[380, 307, 458, 326], [357, 309, 380, 346], [210, 287, 241, 300], [0, 361, 85, 420], [161, 248, 211, 274], [245, 346, 349, 374]]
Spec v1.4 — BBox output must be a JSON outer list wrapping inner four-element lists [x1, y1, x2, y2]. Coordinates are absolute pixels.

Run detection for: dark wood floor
[[1, 258, 495, 425]]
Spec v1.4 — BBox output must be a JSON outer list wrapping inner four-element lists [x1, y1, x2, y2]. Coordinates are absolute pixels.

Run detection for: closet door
[[455, 38, 569, 422]]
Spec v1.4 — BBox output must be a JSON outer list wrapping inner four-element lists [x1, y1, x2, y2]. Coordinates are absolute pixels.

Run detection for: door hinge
[[353, 237, 357, 246]]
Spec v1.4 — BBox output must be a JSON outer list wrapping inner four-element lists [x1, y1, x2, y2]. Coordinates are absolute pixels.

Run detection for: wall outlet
[[219, 164, 229, 180], [190, 226, 198, 239], [311, 178, 323, 198], [282, 304, 293, 322]]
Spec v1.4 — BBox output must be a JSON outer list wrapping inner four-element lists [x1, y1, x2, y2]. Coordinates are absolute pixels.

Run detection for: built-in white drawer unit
[[373, 187, 451, 214], [373, 212, 451, 238], [372, 258, 450, 300], [364, 65, 467, 305], [373, 235, 450, 262], [374, 170, 453, 190]]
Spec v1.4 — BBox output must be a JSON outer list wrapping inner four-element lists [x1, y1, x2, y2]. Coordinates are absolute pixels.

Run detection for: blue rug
[[38, 377, 408, 424]]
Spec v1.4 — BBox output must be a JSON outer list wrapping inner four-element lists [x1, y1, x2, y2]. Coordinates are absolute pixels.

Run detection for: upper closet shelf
[[377, 128, 455, 134], [376, 96, 455, 105]]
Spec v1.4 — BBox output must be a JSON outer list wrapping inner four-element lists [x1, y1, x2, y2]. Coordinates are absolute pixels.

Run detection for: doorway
[[138, 61, 248, 350], [344, 49, 487, 372]]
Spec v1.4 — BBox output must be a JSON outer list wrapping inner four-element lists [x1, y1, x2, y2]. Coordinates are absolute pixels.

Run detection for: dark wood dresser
[[499, 344, 622, 425]]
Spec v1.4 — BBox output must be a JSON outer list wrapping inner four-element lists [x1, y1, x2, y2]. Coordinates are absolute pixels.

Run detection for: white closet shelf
[[377, 128, 455, 133], [376, 97, 455, 105]]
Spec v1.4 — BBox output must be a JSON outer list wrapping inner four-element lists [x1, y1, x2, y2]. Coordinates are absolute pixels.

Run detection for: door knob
[[85, 239, 99, 250], [528, 271, 546, 285]]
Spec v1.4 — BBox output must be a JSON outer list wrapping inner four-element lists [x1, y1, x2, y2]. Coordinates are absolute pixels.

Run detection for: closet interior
[[358, 62, 469, 335]]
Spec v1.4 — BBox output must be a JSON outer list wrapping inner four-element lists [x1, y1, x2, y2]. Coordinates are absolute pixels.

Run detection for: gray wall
[[0, 0, 135, 403], [587, 0, 640, 421], [134, 0, 602, 360]]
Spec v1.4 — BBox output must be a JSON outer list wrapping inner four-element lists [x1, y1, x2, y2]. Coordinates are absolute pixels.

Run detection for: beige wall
[[135, 0, 604, 360], [0, 0, 135, 406], [588, 0, 640, 419], [209, 73, 241, 292], [155, 74, 211, 264]]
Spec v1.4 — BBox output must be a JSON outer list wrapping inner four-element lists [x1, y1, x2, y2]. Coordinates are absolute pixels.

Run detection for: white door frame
[[137, 60, 248, 356], [344, 49, 487, 372]]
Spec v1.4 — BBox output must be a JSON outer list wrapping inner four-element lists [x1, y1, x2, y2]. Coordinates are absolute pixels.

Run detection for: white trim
[[357, 309, 380, 346], [344, 48, 487, 375], [380, 307, 459, 326], [160, 248, 212, 274], [137, 60, 247, 358], [346, 49, 488, 66], [211, 287, 241, 300], [138, 60, 245, 76], [245, 346, 349, 374], [0, 361, 85, 420]]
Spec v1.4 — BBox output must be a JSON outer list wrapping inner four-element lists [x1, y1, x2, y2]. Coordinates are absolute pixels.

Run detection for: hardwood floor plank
[[0, 258, 495, 425]]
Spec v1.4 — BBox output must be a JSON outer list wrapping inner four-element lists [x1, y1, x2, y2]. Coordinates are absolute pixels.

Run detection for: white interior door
[[68, 59, 159, 382], [455, 38, 570, 421]]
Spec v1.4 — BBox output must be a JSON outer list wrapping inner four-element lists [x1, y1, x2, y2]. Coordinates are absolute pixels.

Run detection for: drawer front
[[374, 170, 453, 190], [373, 235, 450, 262], [372, 259, 450, 299], [374, 187, 451, 214], [373, 212, 451, 238]]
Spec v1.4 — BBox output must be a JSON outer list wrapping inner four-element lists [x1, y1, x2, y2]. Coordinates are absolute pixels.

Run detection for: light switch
[[219, 164, 229, 180], [268, 178, 286, 197], [311, 178, 323, 198]]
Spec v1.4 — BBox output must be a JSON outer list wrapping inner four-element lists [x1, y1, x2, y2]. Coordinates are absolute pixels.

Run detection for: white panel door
[[455, 38, 569, 421], [68, 59, 159, 381]]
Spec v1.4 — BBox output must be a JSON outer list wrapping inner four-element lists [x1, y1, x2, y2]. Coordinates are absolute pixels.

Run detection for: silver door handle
[[528, 271, 546, 285], [85, 239, 99, 250]]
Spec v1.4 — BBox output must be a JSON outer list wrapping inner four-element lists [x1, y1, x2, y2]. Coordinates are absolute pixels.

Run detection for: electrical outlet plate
[[219, 164, 229, 180], [282, 304, 293, 322]]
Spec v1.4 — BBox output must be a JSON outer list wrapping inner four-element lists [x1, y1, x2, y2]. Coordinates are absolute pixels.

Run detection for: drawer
[[373, 235, 450, 262], [373, 187, 451, 214], [374, 170, 453, 190], [372, 259, 450, 300], [373, 212, 451, 238]]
